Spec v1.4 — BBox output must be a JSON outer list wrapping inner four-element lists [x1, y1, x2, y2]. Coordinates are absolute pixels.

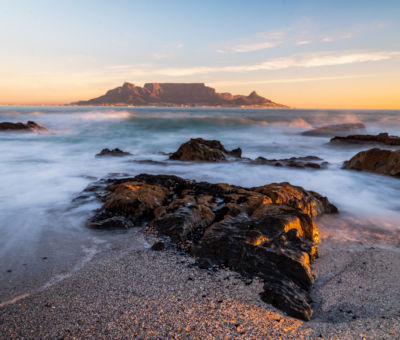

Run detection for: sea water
[[0, 106, 399, 301]]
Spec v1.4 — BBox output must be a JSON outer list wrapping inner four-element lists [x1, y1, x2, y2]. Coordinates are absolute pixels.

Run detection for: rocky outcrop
[[85, 174, 337, 320], [301, 123, 366, 137], [331, 132, 400, 146], [169, 138, 242, 161], [344, 148, 400, 177], [253, 156, 328, 169], [96, 148, 131, 157], [73, 82, 287, 108], [0, 121, 46, 132]]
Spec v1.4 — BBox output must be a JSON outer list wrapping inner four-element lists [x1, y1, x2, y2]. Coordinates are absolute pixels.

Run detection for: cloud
[[217, 30, 285, 54], [148, 51, 400, 76], [152, 43, 184, 59], [296, 40, 311, 45]]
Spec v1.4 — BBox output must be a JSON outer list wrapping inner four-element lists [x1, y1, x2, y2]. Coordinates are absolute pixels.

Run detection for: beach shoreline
[[1, 215, 399, 339]]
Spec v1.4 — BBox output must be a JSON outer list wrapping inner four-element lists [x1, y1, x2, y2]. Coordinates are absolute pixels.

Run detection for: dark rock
[[96, 148, 131, 157], [331, 132, 400, 146], [169, 138, 242, 161], [151, 241, 165, 251], [84, 174, 338, 320], [301, 123, 366, 137], [0, 121, 47, 132], [254, 156, 328, 169], [344, 148, 400, 177]]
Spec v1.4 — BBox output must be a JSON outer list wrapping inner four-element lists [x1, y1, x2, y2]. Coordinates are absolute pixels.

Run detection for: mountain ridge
[[73, 82, 288, 108]]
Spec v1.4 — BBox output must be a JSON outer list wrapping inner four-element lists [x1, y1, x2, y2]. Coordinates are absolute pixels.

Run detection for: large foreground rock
[[301, 123, 365, 137], [344, 148, 400, 177], [169, 138, 242, 161], [86, 174, 337, 320], [0, 121, 46, 132], [331, 132, 400, 146]]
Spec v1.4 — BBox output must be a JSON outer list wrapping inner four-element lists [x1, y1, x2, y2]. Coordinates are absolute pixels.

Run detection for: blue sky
[[0, 0, 399, 107]]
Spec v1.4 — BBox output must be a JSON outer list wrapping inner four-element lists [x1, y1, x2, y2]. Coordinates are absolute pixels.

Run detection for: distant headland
[[72, 82, 288, 108]]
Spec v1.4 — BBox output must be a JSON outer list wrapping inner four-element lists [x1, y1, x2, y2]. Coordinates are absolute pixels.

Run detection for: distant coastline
[[72, 82, 288, 108]]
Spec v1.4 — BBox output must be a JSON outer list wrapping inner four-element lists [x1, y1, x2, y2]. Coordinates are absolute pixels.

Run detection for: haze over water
[[1, 106, 399, 302]]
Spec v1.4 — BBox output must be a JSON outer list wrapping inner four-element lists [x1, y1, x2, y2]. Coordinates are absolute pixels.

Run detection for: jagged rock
[[169, 138, 242, 161], [85, 174, 337, 320], [344, 148, 400, 177], [0, 121, 46, 132], [331, 132, 400, 146], [301, 123, 366, 137], [253, 156, 328, 169], [96, 148, 131, 157]]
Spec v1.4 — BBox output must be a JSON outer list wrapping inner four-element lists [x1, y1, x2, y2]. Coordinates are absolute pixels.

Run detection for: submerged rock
[[301, 123, 366, 137], [331, 132, 400, 146], [169, 138, 242, 161], [86, 174, 337, 320], [253, 156, 328, 169], [0, 121, 46, 132], [96, 148, 132, 157], [344, 148, 400, 177]]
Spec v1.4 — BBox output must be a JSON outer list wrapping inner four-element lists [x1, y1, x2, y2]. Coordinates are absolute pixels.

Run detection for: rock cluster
[[331, 132, 400, 146], [253, 156, 328, 169], [96, 148, 131, 157], [86, 174, 337, 320], [344, 148, 400, 177], [301, 123, 366, 137], [0, 121, 46, 132], [169, 138, 242, 161]]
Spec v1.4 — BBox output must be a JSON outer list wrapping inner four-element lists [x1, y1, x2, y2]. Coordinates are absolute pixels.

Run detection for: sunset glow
[[0, 0, 399, 108]]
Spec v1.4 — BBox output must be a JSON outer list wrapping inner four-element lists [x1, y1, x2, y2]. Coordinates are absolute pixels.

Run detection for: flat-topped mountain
[[73, 82, 287, 108]]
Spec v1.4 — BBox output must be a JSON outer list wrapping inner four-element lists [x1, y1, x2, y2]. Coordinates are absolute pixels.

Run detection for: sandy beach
[[1, 214, 399, 339]]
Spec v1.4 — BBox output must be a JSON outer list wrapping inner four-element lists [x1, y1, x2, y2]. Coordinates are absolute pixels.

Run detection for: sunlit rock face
[[331, 132, 400, 146], [301, 123, 366, 137], [85, 174, 337, 320], [74, 82, 287, 108], [344, 148, 400, 177], [169, 138, 242, 161], [0, 121, 46, 132]]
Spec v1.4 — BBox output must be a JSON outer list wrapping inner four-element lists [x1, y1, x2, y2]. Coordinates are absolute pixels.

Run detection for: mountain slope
[[73, 82, 287, 108]]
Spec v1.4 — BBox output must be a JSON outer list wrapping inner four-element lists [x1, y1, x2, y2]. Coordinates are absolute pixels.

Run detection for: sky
[[0, 0, 399, 108]]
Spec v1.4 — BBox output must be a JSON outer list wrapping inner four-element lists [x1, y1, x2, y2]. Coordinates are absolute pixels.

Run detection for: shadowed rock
[[96, 148, 132, 157], [301, 123, 366, 137], [169, 138, 242, 161], [0, 121, 47, 132], [85, 174, 337, 320], [344, 148, 400, 177], [253, 156, 328, 169], [331, 132, 400, 146]]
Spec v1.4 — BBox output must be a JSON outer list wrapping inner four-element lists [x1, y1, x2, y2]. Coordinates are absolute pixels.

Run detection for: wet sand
[[0, 216, 399, 339]]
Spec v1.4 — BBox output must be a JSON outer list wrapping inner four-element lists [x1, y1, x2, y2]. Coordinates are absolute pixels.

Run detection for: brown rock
[[0, 121, 46, 132], [254, 156, 328, 169], [169, 138, 242, 161], [301, 123, 366, 137], [85, 174, 338, 320], [331, 132, 400, 146], [344, 148, 400, 177], [96, 148, 131, 157]]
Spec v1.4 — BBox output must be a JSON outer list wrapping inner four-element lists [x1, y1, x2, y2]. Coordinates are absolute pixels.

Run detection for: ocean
[[1, 106, 399, 303]]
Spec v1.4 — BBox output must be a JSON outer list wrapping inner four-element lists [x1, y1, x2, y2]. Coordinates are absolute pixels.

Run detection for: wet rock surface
[[96, 148, 132, 157], [169, 138, 242, 161], [253, 156, 328, 169], [0, 121, 46, 132], [344, 148, 400, 177], [85, 174, 337, 320], [301, 123, 366, 137], [331, 132, 400, 146]]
